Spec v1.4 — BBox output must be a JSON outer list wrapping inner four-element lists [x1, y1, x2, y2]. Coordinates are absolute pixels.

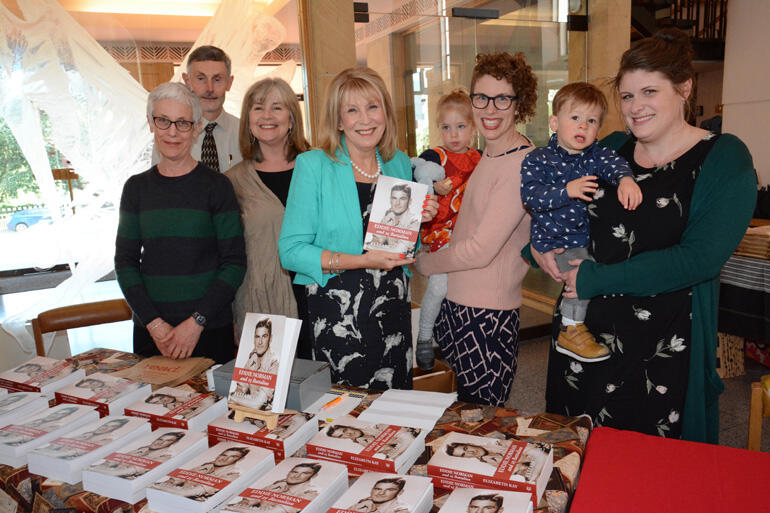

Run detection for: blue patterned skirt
[[435, 299, 519, 406]]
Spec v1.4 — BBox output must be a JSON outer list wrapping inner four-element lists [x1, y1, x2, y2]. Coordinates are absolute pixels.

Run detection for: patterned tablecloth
[[0, 354, 591, 513]]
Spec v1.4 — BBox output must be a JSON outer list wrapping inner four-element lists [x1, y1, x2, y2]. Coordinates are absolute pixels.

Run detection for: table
[[0, 351, 591, 513], [719, 254, 770, 343], [570, 426, 770, 512]]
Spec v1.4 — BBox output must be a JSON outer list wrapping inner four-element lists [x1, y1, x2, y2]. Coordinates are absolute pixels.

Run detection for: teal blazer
[[278, 142, 412, 287]]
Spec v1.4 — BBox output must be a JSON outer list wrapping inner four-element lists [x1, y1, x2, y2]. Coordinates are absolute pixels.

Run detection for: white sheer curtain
[[0, 0, 295, 355]]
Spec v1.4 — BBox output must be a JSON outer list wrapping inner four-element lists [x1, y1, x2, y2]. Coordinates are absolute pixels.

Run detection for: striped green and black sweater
[[115, 164, 246, 329]]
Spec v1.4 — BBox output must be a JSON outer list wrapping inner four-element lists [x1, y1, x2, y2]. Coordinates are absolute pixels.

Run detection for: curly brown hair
[[470, 52, 538, 124]]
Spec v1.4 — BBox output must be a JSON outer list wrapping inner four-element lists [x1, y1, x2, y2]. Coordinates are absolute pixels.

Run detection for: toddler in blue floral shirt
[[521, 82, 642, 362]]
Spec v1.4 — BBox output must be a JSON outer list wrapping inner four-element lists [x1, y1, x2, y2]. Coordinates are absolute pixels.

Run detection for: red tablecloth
[[570, 426, 770, 512]]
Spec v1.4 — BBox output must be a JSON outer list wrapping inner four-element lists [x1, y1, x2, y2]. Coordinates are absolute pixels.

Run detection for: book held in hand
[[426, 432, 553, 506], [0, 356, 85, 399], [124, 385, 226, 431], [221, 457, 348, 513], [146, 440, 275, 513], [208, 410, 317, 462], [27, 415, 151, 484], [82, 427, 207, 504], [306, 415, 425, 474], [55, 372, 151, 417], [436, 487, 533, 513], [0, 403, 99, 468], [328, 472, 434, 513], [363, 175, 428, 258], [0, 392, 49, 428], [228, 313, 302, 414]]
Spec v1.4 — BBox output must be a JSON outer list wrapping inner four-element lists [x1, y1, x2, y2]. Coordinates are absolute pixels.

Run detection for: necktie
[[201, 122, 220, 172]]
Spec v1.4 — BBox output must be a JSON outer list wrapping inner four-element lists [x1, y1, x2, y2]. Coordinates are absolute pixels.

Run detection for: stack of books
[[426, 432, 553, 507], [82, 427, 207, 504], [328, 472, 434, 513], [0, 392, 49, 426], [27, 415, 151, 484], [208, 411, 317, 462], [0, 404, 99, 467], [55, 372, 151, 417], [305, 415, 425, 474], [124, 386, 226, 431], [219, 457, 348, 513], [436, 487, 533, 513], [735, 225, 770, 259], [0, 356, 85, 399], [228, 312, 302, 413], [146, 441, 275, 513]]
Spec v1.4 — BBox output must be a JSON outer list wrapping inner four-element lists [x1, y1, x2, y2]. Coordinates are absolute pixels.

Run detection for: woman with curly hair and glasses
[[415, 52, 538, 406]]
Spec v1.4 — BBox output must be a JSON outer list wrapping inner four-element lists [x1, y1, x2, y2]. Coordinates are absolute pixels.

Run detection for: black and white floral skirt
[[305, 267, 413, 390]]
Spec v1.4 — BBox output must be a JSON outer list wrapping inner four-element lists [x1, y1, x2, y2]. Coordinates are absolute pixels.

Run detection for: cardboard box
[[413, 360, 456, 393], [214, 358, 330, 411]]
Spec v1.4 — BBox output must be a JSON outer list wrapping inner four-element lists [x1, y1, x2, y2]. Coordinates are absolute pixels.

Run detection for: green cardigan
[[577, 131, 756, 443], [278, 142, 412, 287]]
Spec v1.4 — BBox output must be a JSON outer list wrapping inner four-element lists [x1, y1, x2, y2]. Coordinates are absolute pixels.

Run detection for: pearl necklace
[[350, 157, 381, 179]]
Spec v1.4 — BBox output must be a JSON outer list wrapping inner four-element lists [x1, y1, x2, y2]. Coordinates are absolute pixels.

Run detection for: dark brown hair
[[613, 28, 695, 114], [470, 52, 538, 124]]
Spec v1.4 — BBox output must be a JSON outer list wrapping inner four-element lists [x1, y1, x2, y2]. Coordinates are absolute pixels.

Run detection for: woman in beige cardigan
[[226, 78, 310, 355]]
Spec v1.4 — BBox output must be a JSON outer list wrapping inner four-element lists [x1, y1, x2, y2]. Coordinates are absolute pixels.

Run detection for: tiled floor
[[507, 306, 770, 452]]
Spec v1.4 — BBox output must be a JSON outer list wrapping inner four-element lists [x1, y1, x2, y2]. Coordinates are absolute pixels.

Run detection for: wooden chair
[[748, 374, 770, 451], [31, 299, 133, 356]]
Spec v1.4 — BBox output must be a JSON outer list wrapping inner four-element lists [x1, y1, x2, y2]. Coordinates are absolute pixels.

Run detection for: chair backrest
[[31, 299, 133, 356], [748, 375, 770, 451]]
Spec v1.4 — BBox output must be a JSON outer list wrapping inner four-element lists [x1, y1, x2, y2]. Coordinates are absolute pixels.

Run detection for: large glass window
[[358, 0, 568, 155]]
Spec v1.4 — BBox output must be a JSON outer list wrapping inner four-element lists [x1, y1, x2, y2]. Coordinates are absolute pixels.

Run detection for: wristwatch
[[191, 311, 207, 327]]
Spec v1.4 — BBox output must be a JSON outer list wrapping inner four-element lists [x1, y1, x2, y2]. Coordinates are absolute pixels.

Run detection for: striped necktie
[[201, 122, 220, 172]]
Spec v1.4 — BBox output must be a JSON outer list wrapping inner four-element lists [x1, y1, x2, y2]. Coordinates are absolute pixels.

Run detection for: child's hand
[[566, 176, 598, 201], [617, 176, 643, 210], [433, 178, 453, 196]]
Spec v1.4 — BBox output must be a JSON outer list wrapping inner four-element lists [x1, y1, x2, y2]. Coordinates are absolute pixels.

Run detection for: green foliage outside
[[0, 114, 83, 210], [0, 117, 39, 205]]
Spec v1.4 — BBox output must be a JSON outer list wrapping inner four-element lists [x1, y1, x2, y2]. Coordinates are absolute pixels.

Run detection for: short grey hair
[[146, 82, 202, 124]]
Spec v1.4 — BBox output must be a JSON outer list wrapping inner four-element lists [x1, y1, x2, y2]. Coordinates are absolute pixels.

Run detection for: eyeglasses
[[152, 116, 195, 132], [470, 94, 518, 111]]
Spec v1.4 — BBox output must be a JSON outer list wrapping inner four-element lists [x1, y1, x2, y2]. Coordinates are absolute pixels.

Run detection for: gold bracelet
[[334, 252, 341, 274], [147, 319, 162, 331], [327, 251, 334, 273]]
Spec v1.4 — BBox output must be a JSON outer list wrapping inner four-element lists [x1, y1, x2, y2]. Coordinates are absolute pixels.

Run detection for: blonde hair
[[436, 87, 474, 126], [318, 67, 398, 162], [238, 78, 309, 162]]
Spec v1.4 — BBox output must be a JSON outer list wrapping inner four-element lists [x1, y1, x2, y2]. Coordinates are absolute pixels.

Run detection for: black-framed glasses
[[470, 94, 518, 111], [152, 116, 195, 132]]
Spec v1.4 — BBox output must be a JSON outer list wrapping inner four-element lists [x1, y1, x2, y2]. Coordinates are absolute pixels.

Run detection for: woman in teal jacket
[[279, 67, 437, 389], [533, 29, 756, 443]]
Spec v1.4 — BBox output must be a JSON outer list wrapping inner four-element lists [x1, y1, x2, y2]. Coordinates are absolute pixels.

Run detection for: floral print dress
[[545, 133, 719, 438], [304, 181, 413, 391]]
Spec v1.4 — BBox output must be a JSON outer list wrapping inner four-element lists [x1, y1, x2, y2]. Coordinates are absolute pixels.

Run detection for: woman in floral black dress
[[535, 29, 756, 442]]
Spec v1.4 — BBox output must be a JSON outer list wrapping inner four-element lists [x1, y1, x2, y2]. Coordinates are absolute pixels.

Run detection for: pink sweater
[[415, 146, 532, 310]]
